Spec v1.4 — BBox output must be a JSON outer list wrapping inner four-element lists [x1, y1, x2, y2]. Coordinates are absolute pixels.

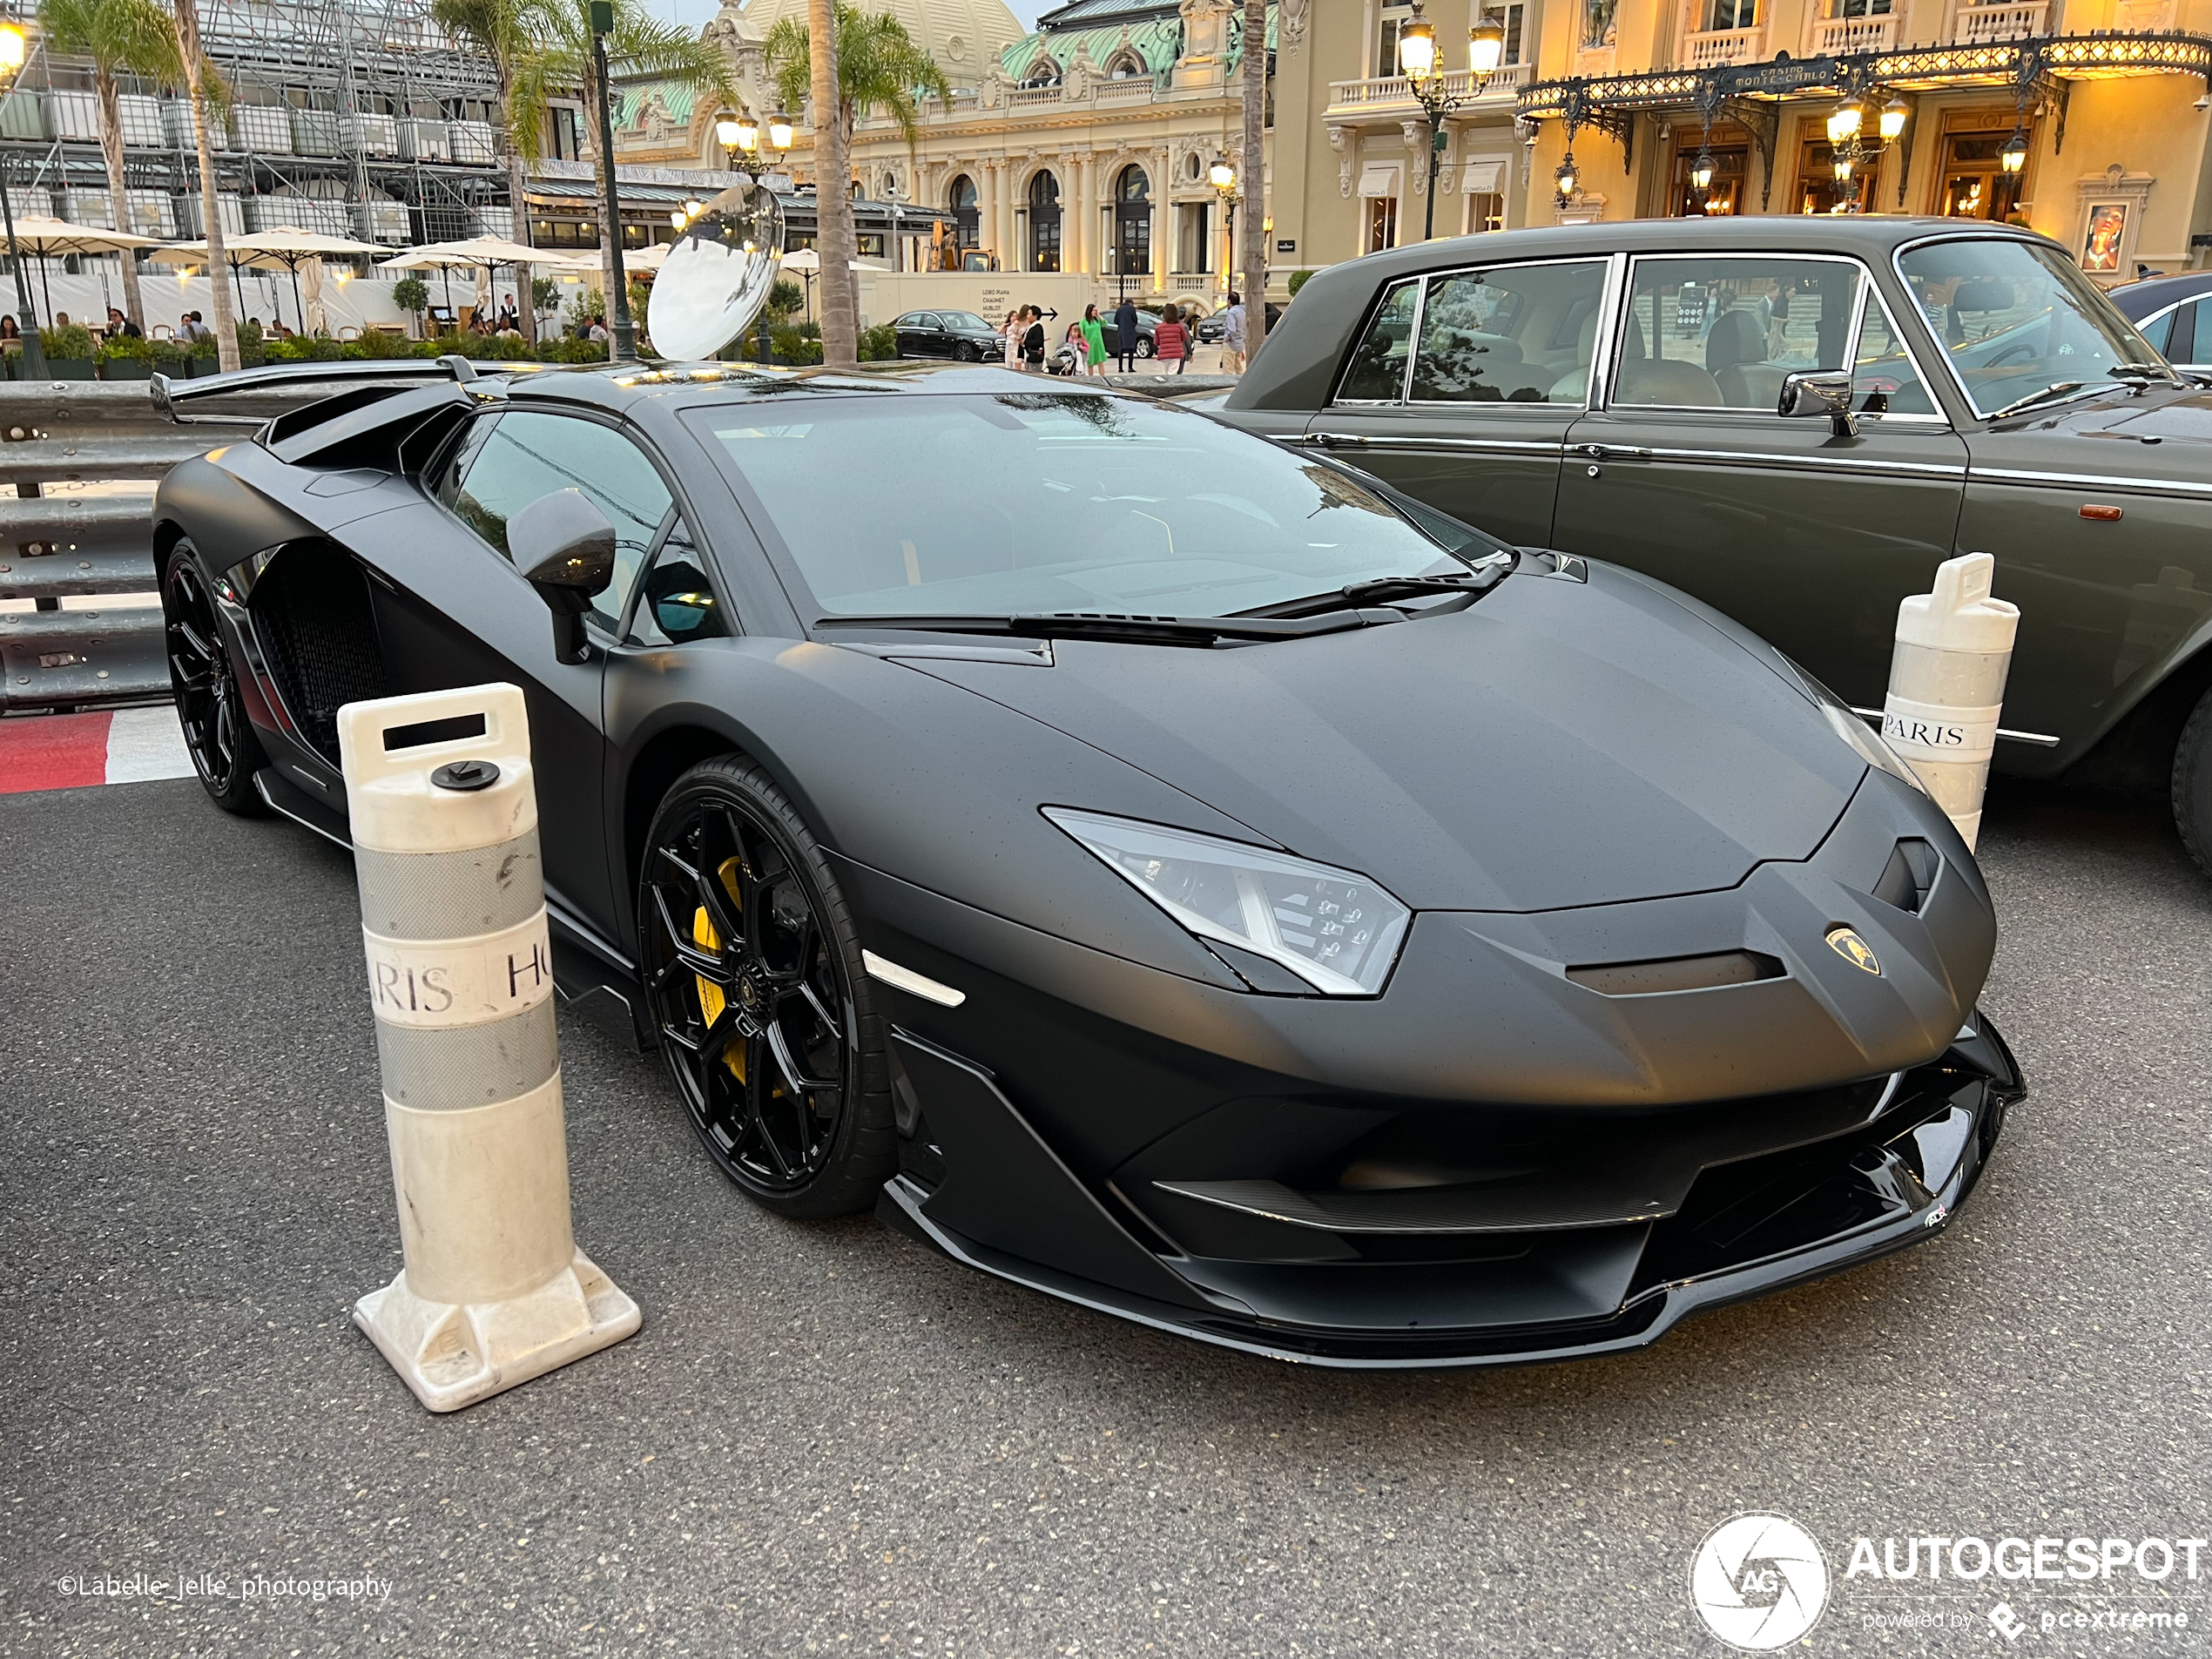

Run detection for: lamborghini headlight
[[1779, 656, 1929, 796], [1043, 807, 1412, 995]]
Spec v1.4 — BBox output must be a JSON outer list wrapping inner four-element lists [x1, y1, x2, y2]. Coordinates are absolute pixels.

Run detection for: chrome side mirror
[[1778, 368, 1858, 437], [509, 488, 616, 664]]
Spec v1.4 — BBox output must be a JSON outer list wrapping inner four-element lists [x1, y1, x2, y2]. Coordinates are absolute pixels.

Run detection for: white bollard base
[[353, 1249, 641, 1413]]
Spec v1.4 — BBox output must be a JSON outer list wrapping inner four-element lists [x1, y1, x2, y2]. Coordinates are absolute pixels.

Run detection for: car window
[[1897, 238, 2165, 416], [626, 519, 729, 646], [907, 314, 941, 330], [1337, 279, 1420, 401], [438, 408, 673, 631], [688, 391, 1506, 619], [1615, 256, 1858, 411], [943, 312, 992, 332], [2134, 304, 2178, 358], [1410, 260, 1608, 405], [2173, 296, 2212, 365], [1851, 295, 1939, 418]]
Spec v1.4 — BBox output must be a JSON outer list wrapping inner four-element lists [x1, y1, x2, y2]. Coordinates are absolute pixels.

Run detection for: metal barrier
[[0, 371, 455, 715]]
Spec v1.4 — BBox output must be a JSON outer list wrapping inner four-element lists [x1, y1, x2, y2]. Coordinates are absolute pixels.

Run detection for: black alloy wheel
[[640, 756, 895, 1217], [162, 540, 266, 813], [954, 340, 980, 361]]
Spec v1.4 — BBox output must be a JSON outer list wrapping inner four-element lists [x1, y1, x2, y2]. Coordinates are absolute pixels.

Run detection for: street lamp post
[[724, 107, 789, 365], [1208, 157, 1237, 294], [1817, 92, 1911, 212], [1398, 2, 1507, 242], [588, 0, 635, 361], [0, 24, 45, 376]]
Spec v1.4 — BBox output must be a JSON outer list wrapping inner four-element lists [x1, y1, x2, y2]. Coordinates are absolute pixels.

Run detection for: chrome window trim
[[1602, 251, 1871, 414], [1851, 284, 1953, 429], [1888, 230, 2173, 422], [2133, 293, 2212, 369], [1325, 273, 1423, 408], [1326, 255, 1618, 412]]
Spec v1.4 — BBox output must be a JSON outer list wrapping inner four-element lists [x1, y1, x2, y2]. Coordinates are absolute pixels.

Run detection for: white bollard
[[1880, 552, 2020, 851], [337, 682, 639, 1413]]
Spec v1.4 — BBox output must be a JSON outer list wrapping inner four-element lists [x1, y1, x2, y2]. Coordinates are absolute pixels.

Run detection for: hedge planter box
[[99, 358, 154, 380], [44, 359, 97, 380]]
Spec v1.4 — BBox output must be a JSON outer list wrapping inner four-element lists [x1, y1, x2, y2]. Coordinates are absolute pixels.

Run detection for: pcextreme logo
[[1689, 1513, 1831, 1651]]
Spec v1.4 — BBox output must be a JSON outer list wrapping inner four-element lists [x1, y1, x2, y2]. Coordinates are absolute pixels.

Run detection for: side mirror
[[1777, 368, 1858, 437], [509, 489, 616, 664]]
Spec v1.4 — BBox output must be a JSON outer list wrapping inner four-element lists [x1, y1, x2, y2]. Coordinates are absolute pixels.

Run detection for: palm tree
[[430, 0, 539, 344], [1238, 0, 1265, 358], [168, 0, 235, 370], [506, 0, 731, 359], [37, 0, 190, 333], [764, 5, 946, 366], [762, 5, 950, 152]]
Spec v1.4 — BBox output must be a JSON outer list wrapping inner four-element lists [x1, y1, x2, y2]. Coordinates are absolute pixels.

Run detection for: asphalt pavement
[[2, 772, 2208, 1656]]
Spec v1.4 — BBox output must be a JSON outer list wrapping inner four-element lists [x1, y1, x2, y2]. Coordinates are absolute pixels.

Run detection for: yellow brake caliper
[[691, 856, 746, 1082]]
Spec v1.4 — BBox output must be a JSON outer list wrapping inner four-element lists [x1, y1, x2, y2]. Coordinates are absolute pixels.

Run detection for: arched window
[[1023, 53, 1061, 86], [948, 173, 979, 249], [1113, 165, 1151, 277], [1105, 51, 1145, 78], [1027, 170, 1061, 272]]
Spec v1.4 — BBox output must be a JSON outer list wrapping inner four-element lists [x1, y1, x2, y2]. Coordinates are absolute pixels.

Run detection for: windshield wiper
[[1255, 552, 1516, 618], [1986, 380, 2087, 421], [814, 609, 1397, 647]]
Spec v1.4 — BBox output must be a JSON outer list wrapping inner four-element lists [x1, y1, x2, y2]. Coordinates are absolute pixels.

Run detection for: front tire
[[162, 539, 267, 814], [953, 341, 979, 361], [2173, 684, 2212, 875], [1136, 337, 1156, 360], [638, 756, 896, 1217]]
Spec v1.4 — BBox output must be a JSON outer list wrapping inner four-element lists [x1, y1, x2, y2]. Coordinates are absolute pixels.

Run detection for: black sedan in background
[[152, 359, 2020, 1367], [891, 308, 1006, 361], [2107, 269, 2212, 374]]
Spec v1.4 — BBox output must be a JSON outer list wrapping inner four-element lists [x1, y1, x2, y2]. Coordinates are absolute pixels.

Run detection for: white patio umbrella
[[8, 215, 160, 326], [381, 239, 588, 328], [223, 226, 389, 334]]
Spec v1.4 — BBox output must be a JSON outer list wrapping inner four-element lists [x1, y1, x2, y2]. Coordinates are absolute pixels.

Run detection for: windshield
[[941, 311, 993, 332], [688, 392, 1498, 620], [1898, 238, 2168, 416]]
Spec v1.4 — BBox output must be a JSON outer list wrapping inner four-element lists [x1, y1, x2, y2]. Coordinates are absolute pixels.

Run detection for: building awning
[[1461, 159, 1507, 193], [1519, 30, 2212, 125], [1357, 163, 1401, 199]]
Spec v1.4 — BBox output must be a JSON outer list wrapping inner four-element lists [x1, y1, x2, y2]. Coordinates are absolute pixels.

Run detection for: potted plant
[[150, 338, 192, 380], [99, 334, 155, 380], [187, 332, 221, 376], [39, 322, 97, 379], [390, 275, 428, 339]]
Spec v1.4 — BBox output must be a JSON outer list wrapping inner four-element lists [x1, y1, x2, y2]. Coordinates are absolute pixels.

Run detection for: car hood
[[900, 562, 1868, 913]]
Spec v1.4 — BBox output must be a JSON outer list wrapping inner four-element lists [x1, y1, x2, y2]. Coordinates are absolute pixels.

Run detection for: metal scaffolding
[[0, 0, 509, 249]]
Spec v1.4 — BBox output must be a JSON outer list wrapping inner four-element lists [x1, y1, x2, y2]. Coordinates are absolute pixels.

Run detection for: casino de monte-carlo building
[[1273, 0, 2212, 281], [610, 0, 1289, 300]]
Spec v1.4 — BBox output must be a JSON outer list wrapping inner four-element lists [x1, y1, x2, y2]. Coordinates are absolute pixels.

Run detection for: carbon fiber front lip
[[875, 1065, 2012, 1370]]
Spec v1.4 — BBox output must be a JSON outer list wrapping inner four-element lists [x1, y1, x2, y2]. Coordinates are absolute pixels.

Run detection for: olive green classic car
[[1218, 217, 2212, 869]]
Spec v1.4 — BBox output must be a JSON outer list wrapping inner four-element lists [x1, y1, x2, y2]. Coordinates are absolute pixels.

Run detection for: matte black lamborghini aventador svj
[[152, 358, 2022, 1366]]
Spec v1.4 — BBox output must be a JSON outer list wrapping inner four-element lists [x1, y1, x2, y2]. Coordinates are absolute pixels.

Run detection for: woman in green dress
[[1078, 304, 1109, 377]]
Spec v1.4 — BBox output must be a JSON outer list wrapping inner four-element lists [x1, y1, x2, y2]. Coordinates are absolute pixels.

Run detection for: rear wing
[[150, 354, 553, 424]]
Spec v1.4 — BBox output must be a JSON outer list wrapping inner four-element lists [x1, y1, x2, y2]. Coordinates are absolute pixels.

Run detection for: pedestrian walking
[[1021, 306, 1046, 372], [1154, 304, 1189, 374], [1113, 295, 1140, 373], [1001, 308, 1022, 368], [1077, 304, 1108, 377], [1222, 291, 1247, 374]]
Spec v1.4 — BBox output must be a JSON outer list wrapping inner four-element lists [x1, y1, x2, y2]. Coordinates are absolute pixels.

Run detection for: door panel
[[348, 500, 618, 934], [1554, 414, 1968, 707]]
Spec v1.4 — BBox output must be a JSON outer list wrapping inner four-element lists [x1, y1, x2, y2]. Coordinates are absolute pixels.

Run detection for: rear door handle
[[1307, 431, 1370, 449], [1580, 442, 1652, 461]]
